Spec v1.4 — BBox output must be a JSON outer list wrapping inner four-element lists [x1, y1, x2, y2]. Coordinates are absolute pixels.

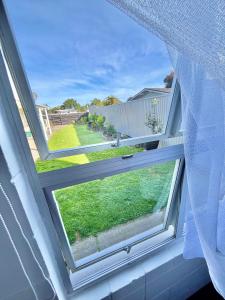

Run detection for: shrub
[[96, 115, 105, 129], [88, 113, 98, 123], [145, 113, 162, 134], [77, 115, 88, 125], [104, 123, 117, 138]]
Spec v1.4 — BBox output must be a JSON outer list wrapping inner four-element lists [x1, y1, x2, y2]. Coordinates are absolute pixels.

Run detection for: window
[[1, 0, 181, 161], [40, 151, 184, 274], [0, 0, 184, 291]]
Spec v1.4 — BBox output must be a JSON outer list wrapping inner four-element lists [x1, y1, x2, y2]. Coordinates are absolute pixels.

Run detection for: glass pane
[[36, 145, 145, 173], [5, 0, 174, 154], [53, 160, 177, 261]]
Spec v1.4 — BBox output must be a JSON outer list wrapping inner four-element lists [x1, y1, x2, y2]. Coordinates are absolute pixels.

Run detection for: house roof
[[127, 87, 171, 101], [36, 104, 50, 109]]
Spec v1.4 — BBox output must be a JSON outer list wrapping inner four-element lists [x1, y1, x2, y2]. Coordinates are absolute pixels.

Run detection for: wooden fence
[[48, 112, 87, 126]]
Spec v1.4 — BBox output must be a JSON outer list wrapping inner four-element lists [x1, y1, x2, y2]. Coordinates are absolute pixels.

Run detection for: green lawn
[[76, 124, 105, 145], [36, 124, 143, 172], [35, 124, 89, 172], [35, 124, 175, 244], [55, 161, 175, 244]]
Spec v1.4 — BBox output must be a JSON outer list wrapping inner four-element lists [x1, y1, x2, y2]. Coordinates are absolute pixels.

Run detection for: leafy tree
[[103, 96, 121, 106], [90, 98, 103, 106], [62, 98, 79, 109], [79, 104, 88, 112], [48, 106, 61, 113], [163, 71, 174, 88]]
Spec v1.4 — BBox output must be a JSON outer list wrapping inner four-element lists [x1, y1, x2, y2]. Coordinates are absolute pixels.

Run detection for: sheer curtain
[[108, 0, 225, 297]]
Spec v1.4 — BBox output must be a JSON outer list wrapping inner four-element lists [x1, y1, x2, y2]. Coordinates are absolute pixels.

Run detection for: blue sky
[[5, 0, 172, 106]]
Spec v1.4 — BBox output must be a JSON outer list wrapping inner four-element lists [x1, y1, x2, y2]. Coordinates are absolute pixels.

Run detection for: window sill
[[69, 237, 185, 299]]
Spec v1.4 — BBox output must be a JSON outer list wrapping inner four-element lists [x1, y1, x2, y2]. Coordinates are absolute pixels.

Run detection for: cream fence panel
[[89, 95, 172, 137]]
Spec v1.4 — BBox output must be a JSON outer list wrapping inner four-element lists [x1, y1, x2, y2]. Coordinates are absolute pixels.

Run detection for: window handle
[[122, 154, 133, 159]]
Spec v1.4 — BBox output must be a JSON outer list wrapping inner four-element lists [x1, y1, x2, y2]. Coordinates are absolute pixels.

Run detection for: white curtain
[[108, 0, 225, 297]]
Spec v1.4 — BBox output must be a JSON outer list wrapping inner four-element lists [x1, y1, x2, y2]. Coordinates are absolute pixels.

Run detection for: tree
[[163, 71, 174, 88], [62, 98, 79, 109], [79, 104, 89, 112], [103, 96, 121, 106], [48, 105, 61, 113], [90, 98, 103, 106]]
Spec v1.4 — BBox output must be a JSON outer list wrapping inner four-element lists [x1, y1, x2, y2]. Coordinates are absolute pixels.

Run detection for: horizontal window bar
[[39, 144, 184, 191], [46, 132, 169, 159], [71, 229, 175, 290], [75, 225, 165, 271]]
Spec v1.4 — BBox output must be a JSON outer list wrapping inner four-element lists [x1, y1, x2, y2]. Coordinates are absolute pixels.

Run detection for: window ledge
[[69, 237, 185, 300]]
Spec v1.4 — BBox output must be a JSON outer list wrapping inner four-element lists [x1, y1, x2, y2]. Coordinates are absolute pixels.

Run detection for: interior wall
[[0, 149, 56, 300]]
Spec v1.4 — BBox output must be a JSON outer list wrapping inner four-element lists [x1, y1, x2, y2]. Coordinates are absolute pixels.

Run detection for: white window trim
[[0, 0, 186, 292], [0, 33, 72, 294], [0, 0, 181, 160], [40, 144, 184, 272]]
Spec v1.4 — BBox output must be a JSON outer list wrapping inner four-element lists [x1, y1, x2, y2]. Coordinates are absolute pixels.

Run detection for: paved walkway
[[71, 210, 165, 261]]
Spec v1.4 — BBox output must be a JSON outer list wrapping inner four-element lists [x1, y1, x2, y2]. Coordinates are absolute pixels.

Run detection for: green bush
[[77, 115, 88, 125], [88, 113, 98, 123], [104, 123, 117, 138], [87, 113, 105, 131], [96, 115, 105, 129]]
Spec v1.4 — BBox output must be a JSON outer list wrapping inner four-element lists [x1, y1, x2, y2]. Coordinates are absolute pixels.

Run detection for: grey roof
[[35, 104, 50, 109], [127, 87, 171, 102]]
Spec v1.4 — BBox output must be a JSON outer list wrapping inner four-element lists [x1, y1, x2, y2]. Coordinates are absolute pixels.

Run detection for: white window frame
[[39, 145, 184, 272], [0, 0, 185, 291], [0, 0, 181, 160]]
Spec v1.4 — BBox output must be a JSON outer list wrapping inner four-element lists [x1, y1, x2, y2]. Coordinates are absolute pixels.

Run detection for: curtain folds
[[108, 0, 225, 297]]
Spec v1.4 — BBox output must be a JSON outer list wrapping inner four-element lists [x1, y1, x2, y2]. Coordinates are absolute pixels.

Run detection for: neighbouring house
[[36, 104, 52, 140], [16, 99, 52, 161], [127, 87, 171, 102], [55, 108, 77, 114]]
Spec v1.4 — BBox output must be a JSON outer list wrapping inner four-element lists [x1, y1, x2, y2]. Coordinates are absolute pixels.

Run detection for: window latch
[[124, 245, 132, 254], [122, 154, 133, 159]]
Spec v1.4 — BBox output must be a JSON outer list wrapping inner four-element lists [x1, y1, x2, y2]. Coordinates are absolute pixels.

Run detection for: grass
[[76, 124, 104, 145], [36, 124, 89, 172], [76, 124, 143, 162], [48, 124, 79, 150], [35, 124, 142, 172], [35, 124, 175, 244], [55, 161, 175, 244]]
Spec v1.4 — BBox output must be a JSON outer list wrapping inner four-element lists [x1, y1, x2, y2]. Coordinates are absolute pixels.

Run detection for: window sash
[[0, 3, 185, 289], [0, 1, 181, 161], [39, 144, 184, 272]]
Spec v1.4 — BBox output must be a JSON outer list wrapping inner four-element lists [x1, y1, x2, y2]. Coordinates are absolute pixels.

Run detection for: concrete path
[[71, 210, 165, 261]]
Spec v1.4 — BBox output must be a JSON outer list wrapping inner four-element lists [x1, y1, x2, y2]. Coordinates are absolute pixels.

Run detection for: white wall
[[0, 149, 55, 300]]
